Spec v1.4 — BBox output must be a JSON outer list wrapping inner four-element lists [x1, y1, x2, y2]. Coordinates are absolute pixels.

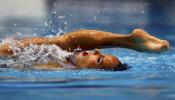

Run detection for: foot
[[130, 29, 169, 53]]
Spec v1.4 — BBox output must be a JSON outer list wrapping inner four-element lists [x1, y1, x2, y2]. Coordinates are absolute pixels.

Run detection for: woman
[[0, 29, 169, 70]]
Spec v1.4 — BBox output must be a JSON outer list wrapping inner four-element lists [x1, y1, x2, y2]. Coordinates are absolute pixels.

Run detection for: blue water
[[0, 0, 175, 100], [0, 47, 174, 100]]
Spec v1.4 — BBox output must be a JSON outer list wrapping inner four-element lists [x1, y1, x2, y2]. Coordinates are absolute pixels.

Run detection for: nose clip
[[73, 48, 82, 54]]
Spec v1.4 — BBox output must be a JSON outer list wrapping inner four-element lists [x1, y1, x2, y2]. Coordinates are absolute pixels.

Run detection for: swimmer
[[0, 29, 169, 70]]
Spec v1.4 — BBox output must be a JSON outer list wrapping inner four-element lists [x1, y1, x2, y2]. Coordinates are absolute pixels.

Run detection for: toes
[[158, 40, 169, 48], [163, 40, 169, 48], [164, 40, 169, 46], [160, 41, 169, 52]]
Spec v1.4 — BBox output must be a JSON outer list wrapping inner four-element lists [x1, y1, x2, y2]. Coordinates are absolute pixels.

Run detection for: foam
[[0, 37, 73, 68]]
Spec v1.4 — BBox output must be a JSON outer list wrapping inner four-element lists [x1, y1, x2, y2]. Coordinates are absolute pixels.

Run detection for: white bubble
[[0, 37, 72, 68], [44, 22, 48, 26]]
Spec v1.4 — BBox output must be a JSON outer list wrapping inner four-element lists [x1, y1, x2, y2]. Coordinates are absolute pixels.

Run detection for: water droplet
[[44, 22, 48, 26]]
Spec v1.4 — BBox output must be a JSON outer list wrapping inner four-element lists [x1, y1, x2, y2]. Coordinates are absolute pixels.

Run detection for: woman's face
[[75, 49, 122, 70]]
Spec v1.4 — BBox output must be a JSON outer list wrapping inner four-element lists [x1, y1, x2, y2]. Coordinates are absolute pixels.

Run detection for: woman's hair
[[107, 63, 131, 71]]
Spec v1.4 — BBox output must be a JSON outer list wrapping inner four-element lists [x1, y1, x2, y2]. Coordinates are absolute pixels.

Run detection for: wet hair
[[103, 63, 131, 71], [113, 63, 131, 71]]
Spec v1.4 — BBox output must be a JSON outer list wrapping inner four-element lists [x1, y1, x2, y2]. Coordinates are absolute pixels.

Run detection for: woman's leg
[[0, 29, 170, 56], [60, 29, 169, 52]]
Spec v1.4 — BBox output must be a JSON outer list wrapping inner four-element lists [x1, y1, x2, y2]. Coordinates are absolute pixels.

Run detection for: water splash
[[0, 37, 72, 68]]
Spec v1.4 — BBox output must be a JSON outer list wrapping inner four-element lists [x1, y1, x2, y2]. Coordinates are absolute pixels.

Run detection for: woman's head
[[75, 49, 126, 70]]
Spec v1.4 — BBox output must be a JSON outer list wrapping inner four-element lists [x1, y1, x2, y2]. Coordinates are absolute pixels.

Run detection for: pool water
[[0, 47, 175, 100], [0, 0, 175, 100]]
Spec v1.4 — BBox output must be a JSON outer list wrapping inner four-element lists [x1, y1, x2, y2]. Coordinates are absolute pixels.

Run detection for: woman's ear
[[94, 49, 101, 55]]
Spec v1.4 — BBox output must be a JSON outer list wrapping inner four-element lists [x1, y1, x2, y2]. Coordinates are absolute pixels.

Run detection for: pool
[[0, 47, 175, 100], [0, 0, 175, 100]]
